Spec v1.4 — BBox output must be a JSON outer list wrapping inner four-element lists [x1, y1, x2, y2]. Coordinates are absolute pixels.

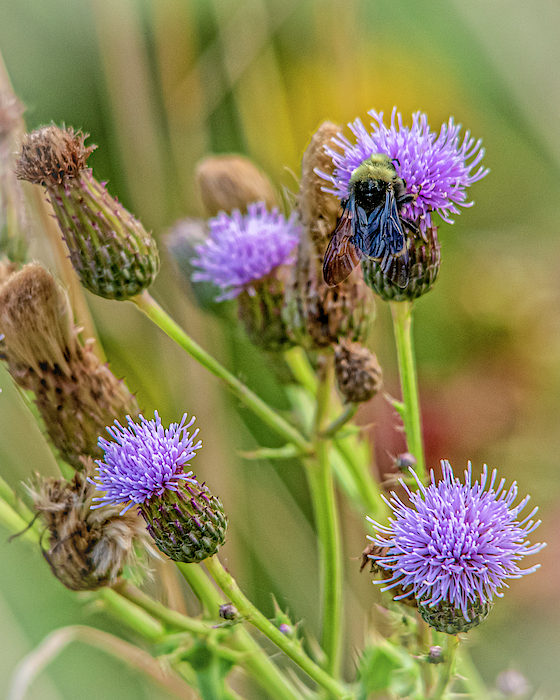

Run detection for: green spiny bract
[[141, 481, 227, 564]]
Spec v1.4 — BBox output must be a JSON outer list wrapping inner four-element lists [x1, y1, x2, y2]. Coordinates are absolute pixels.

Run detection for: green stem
[[176, 562, 222, 618], [306, 356, 343, 678], [0, 497, 41, 545], [390, 301, 426, 481], [96, 588, 165, 642], [429, 635, 459, 700], [205, 556, 352, 700], [133, 291, 312, 455], [320, 403, 359, 438], [117, 581, 303, 700]]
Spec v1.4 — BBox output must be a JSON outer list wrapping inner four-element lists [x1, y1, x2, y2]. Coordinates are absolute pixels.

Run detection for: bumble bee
[[323, 154, 418, 288]]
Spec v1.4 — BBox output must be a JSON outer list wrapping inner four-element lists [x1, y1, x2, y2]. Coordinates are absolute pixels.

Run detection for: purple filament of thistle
[[90, 411, 201, 515], [367, 460, 545, 620]]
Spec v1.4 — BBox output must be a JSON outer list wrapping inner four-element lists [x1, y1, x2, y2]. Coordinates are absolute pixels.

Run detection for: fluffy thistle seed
[[16, 125, 159, 300], [29, 466, 150, 591]]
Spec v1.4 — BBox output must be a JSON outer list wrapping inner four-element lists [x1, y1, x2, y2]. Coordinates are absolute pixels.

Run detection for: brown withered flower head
[[334, 339, 383, 404], [283, 122, 375, 350], [29, 461, 150, 591], [0, 263, 139, 469]]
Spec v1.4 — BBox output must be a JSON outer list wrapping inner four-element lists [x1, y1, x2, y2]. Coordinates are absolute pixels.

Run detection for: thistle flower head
[[192, 202, 299, 300], [367, 461, 544, 631], [92, 412, 227, 563], [92, 412, 201, 514], [318, 108, 489, 233]]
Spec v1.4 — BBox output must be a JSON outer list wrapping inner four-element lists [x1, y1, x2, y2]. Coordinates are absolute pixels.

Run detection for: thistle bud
[[30, 465, 149, 591], [0, 263, 139, 469], [362, 225, 441, 302], [284, 122, 374, 349], [16, 125, 159, 300], [92, 412, 228, 564], [219, 603, 239, 621], [426, 646, 444, 665], [196, 154, 277, 216], [334, 339, 382, 403]]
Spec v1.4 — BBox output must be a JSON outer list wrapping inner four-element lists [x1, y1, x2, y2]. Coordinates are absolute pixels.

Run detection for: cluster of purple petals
[[91, 412, 201, 515], [191, 202, 300, 300], [317, 109, 489, 233], [367, 461, 544, 620]]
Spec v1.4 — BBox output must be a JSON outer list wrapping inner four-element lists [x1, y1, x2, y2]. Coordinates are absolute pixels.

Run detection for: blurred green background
[[1, 0, 560, 697]]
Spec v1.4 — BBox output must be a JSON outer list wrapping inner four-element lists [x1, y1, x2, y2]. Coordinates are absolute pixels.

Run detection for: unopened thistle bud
[[334, 339, 382, 403], [30, 465, 149, 591], [16, 125, 159, 300], [196, 154, 278, 217], [284, 122, 374, 349], [0, 263, 139, 469], [192, 203, 299, 352], [91, 412, 227, 564]]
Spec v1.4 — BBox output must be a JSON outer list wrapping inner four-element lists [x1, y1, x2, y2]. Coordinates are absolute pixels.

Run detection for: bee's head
[[349, 153, 397, 185]]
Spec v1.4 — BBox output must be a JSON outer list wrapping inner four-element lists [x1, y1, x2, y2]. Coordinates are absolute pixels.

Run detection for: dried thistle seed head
[[196, 154, 277, 217], [16, 125, 159, 300], [334, 339, 382, 403], [0, 263, 139, 469], [362, 224, 441, 302], [16, 124, 96, 187], [30, 466, 150, 591], [298, 121, 342, 249], [283, 123, 375, 350]]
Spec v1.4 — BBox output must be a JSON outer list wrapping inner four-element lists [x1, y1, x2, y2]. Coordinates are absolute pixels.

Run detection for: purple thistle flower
[[367, 461, 544, 621], [317, 108, 489, 233], [191, 202, 300, 300], [91, 411, 201, 514]]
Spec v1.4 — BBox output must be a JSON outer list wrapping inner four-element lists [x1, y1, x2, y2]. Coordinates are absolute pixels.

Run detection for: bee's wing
[[323, 198, 364, 287], [360, 189, 411, 288]]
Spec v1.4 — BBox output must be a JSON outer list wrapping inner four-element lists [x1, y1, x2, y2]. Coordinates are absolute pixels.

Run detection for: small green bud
[[16, 125, 159, 300]]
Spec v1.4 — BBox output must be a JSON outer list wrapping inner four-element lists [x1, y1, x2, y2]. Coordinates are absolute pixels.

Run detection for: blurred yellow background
[[1, 0, 560, 697]]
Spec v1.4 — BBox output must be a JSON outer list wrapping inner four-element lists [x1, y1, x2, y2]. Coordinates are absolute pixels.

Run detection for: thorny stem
[[205, 555, 353, 700], [429, 635, 459, 700], [390, 301, 426, 482], [175, 562, 303, 700], [133, 291, 312, 455]]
